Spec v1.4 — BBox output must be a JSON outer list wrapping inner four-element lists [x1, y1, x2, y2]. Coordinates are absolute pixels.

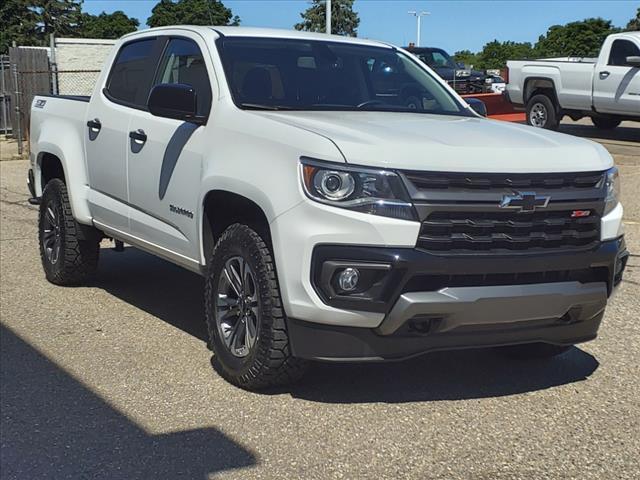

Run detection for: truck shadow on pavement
[[94, 247, 599, 404], [289, 346, 599, 403], [0, 324, 256, 479]]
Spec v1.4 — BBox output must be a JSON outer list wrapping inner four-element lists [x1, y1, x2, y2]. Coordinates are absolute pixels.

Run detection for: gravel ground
[[1, 120, 638, 479]]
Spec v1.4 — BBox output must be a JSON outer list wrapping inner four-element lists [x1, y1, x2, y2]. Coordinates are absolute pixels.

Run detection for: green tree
[[32, 0, 83, 38], [78, 11, 139, 39], [147, 0, 239, 28], [626, 7, 640, 31], [453, 50, 479, 68], [0, 0, 39, 53], [476, 40, 535, 69], [295, 0, 360, 36], [535, 18, 620, 57]]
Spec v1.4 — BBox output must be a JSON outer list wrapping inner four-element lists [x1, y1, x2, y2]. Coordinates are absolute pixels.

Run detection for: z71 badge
[[34, 99, 47, 109]]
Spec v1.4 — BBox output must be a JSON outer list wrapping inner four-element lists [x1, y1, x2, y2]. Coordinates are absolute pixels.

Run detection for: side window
[[153, 38, 213, 117], [106, 39, 157, 106], [608, 39, 640, 66]]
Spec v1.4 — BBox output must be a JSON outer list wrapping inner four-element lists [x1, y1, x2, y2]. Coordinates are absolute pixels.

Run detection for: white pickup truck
[[506, 31, 640, 130], [29, 27, 628, 390]]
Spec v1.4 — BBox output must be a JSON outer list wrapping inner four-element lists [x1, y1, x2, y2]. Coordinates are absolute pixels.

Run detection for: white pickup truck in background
[[506, 31, 640, 130]]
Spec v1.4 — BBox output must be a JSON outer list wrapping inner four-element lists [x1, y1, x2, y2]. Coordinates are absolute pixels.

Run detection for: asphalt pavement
[[1, 120, 639, 479]]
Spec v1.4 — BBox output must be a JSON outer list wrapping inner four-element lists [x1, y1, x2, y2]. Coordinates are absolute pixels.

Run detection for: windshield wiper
[[239, 103, 294, 111]]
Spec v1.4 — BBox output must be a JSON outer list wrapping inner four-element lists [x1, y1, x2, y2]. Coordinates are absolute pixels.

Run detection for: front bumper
[[288, 237, 627, 361]]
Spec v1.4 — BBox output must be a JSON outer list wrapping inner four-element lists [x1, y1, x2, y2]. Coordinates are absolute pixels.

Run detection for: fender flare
[[197, 177, 283, 266], [35, 129, 92, 225]]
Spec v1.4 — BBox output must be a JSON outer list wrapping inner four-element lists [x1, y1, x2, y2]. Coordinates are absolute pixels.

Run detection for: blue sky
[[82, 0, 639, 53]]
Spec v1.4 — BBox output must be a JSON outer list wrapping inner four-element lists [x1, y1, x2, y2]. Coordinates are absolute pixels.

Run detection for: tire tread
[[39, 179, 99, 285], [204, 224, 307, 390]]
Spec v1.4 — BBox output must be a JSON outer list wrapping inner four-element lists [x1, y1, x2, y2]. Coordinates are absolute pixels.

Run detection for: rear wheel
[[38, 178, 100, 285], [204, 224, 307, 390], [498, 343, 571, 359], [591, 117, 621, 130], [526, 94, 559, 130]]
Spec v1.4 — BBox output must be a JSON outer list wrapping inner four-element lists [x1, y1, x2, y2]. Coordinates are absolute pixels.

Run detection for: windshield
[[216, 37, 469, 116], [413, 48, 457, 69]]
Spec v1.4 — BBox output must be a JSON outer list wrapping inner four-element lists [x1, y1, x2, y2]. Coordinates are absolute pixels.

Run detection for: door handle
[[129, 129, 147, 143], [599, 71, 610, 79], [86, 118, 101, 131]]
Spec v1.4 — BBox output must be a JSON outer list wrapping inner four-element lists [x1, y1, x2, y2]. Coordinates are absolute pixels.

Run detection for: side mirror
[[626, 56, 640, 67], [466, 97, 487, 117], [148, 83, 200, 123]]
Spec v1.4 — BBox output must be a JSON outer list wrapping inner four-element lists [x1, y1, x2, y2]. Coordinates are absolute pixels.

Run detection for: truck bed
[[30, 95, 91, 182], [506, 59, 595, 110]]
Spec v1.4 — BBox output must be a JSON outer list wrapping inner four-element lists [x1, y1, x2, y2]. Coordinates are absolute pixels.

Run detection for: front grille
[[404, 171, 604, 191], [447, 80, 486, 94], [418, 209, 601, 252], [404, 170, 606, 254], [403, 267, 608, 293]]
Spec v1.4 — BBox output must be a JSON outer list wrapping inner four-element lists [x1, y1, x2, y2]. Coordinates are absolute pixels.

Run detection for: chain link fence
[[8, 68, 101, 154], [1, 55, 12, 135], [53, 69, 102, 97]]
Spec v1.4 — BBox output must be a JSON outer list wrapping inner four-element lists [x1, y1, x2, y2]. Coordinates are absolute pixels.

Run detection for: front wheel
[[526, 94, 559, 130], [591, 117, 621, 130], [497, 343, 571, 359], [204, 224, 307, 390]]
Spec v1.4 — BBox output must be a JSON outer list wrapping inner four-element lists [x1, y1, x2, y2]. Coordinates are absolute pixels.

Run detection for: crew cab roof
[[121, 25, 393, 49], [609, 31, 640, 41]]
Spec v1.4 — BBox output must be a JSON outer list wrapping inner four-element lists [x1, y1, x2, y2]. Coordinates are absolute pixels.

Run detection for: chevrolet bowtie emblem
[[499, 192, 550, 212]]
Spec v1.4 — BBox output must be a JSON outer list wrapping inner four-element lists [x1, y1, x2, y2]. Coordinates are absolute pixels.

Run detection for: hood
[[431, 66, 456, 80], [254, 111, 613, 173]]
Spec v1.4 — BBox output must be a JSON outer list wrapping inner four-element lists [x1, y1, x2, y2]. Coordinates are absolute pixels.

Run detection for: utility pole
[[408, 10, 430, 47], [326, 0, 332, 34]]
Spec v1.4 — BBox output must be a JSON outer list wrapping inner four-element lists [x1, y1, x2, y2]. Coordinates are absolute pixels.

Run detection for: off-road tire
[[526, 94, 559, 130], [204, 224, 307, 390], [38, 179, 100, 285], [498, 343, 571, 359], [591, 117, 621, 130]]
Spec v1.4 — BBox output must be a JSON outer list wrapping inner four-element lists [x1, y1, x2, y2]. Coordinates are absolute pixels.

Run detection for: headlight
[[300, 158, 417, 221], [604, 166, 621, 215]]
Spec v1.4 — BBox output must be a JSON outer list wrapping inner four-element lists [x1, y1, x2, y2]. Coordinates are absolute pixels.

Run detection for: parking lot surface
[[1, 120, 639, 479]]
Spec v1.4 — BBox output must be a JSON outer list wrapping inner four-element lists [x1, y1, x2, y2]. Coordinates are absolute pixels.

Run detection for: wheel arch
[[523, 76, 559, 107], [200, 189, 273, 266], [33, 130, 92, 225], [38, 151, 66, 187]]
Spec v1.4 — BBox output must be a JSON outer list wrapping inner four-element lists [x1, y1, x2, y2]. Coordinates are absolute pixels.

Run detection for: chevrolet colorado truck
[[506, 31, 640, 130], [29, 27, 628, 390]]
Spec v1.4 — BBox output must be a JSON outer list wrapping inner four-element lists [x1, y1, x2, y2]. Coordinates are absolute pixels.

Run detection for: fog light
[[338, 267, 360, 292]]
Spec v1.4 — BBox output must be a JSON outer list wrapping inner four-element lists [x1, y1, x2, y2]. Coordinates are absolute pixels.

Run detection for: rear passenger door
[[85, 37, 163, 233], [126, 35, 214, 267]]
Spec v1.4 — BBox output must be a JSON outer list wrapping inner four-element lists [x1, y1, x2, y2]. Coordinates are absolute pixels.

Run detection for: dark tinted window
[[153, 38, 212, 117], [415, 49, 456, 69], [609, 39, 640, 66], [217, 37, 466, 115], [107, 39, 157, 106]]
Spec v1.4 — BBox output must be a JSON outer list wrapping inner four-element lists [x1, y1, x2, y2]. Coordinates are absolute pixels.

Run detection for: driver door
[[593, 38, 640, 115]]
